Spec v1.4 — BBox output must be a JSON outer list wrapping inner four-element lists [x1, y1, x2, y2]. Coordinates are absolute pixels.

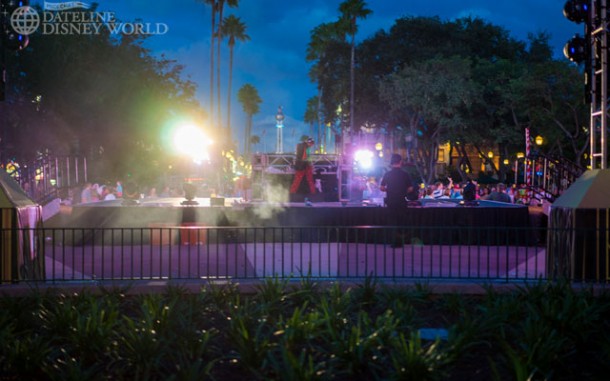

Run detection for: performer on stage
[[290, 137, 316, 194]]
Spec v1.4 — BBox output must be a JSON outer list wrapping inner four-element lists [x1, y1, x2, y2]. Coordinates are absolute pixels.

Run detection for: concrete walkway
[[40, 242, 545, 281]]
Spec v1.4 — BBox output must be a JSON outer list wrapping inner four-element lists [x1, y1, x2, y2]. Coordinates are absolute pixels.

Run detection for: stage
[[47, 197, 531, 231], [35, 197, 544, 283]]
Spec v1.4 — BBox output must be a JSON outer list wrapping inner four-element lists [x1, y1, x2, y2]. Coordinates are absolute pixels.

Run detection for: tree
[[337, 0, 372, 133], [494, 58, 588, 166], [237, 84, 262, 156], [215, 0, 239, 138], [1, 5, 202, 185], [249, 135, 261, 153], [197, 0, 217, 126], [380, 56, 481, 183], [306, 22, 345, 148], [304, 96, 320, 148], [222, 15, 250, 142], [310, 14, 587, 182]]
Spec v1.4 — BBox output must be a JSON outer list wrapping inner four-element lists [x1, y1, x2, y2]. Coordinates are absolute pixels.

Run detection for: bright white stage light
[[172, 124, 213, 164], [354, 149, 374, 169]]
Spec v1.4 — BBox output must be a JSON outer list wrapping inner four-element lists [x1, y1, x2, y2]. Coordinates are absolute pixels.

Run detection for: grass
[[1, 279, 609, 380]]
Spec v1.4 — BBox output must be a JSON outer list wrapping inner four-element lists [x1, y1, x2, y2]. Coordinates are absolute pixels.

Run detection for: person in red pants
[[290, 137, 316, 194]]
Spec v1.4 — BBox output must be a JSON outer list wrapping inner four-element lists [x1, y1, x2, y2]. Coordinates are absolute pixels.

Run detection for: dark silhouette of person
[[380, 153, 414, 247], [381, 154, 414, 208]]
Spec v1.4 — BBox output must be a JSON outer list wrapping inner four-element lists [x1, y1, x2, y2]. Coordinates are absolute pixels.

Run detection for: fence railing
[[3, 224, 578, 284]]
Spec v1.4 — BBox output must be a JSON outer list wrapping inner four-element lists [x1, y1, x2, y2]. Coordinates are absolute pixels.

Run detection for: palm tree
[[197, 0, 217, 124], [337, 0, 371, 133], [237, 84, 262, 156], [306, 22, 341, 152], [249, 135, 261, 153], [304, 96, 320, 150], [222, 15, 250, 141], [215, 0, 239, 135]]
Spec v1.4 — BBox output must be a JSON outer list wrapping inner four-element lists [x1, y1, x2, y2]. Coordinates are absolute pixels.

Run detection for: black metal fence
[[1, 224, 576, 284]]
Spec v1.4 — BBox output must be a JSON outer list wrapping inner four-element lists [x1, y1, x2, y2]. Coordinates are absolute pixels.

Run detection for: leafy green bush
[[0, 280, 608, 380]]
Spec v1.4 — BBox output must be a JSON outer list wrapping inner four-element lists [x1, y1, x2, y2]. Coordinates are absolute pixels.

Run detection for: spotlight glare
[[172, 124, 213, 164], [354, 149, 374, 170]]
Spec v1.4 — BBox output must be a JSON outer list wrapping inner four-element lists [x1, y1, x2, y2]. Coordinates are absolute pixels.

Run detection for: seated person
[[488, 183, 512, 203]]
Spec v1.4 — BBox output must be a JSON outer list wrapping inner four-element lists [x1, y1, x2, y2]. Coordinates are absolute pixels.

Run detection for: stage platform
[[46, 197, 531, 231], [36, 198, 541, 283]]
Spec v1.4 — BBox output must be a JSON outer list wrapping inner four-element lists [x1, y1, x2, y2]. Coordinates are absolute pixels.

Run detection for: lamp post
[[515, 152, 524, 185], [484, 151, 494, 175], [404, 132, 412, 162], [534, 135, 544, 190]]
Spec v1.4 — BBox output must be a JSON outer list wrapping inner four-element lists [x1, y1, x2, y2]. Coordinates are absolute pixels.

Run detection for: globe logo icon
[[10, 6, 40, 36]]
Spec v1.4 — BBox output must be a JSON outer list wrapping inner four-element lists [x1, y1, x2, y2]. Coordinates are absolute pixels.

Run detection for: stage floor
[[46, 197, 531, 231]]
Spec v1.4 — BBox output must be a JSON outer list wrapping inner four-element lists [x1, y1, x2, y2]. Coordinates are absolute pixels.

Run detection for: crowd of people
[[62, 150, 545, 207], [416, 179, 527, 204], [67, 181, 187, 205], [373, 153, 542, 206], [78, 181, 123, 203]]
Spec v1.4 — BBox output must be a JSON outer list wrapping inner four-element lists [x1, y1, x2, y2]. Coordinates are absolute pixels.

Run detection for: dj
[[380, 153, 415, 247], [380, 153, 415, 209]]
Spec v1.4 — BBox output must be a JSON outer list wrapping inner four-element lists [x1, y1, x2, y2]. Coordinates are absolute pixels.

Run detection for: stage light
[[354, 149, 374, 170], [181, 183, 199, 205], [563, 35, 587, 63], [563, 0, 589, 23], [562, 0, 592, 101], [172, 123, 213, 164]]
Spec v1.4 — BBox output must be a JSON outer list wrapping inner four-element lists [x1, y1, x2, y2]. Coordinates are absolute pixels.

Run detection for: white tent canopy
[[0, 171, 44, 282], [548, 169, 610, 281], [552, 169, 610, 209]]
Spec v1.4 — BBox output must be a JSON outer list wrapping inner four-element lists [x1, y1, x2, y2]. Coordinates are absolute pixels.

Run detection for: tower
[[275, 106, 284, 153]]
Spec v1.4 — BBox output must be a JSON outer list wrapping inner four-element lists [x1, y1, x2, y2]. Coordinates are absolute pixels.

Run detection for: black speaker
[[183, 183, 197, 200], [122, 181, 139, 200]]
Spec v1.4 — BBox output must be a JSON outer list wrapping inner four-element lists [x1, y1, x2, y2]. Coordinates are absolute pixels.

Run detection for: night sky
[[32, 0, 581, 153]]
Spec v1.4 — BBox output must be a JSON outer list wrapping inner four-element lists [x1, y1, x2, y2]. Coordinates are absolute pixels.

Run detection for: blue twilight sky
[[32, 0, 581, 154]]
